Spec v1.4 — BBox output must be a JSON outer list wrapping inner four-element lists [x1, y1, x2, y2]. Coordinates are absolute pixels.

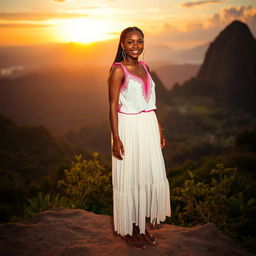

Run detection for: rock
[[0, 207, 254, 256]]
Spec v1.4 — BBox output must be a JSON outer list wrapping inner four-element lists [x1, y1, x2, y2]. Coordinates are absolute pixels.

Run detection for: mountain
[[153, 63, 200, 90], [196, 20, 256, 112], [151, 71, 170, 104], [0, 41, 208, 80], [0, 66, 109, 135], [0, 207, 254, 256]]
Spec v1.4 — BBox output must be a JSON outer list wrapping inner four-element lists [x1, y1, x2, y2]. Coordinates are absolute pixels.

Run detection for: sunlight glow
[[62, 18, 113, 44]]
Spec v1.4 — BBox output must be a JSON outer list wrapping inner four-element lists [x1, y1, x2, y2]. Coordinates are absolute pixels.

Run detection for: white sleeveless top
[[112, 60, 157, 115]]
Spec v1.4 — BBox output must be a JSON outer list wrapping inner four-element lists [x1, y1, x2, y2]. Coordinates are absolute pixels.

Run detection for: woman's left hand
[[160, 131, 166, 149]]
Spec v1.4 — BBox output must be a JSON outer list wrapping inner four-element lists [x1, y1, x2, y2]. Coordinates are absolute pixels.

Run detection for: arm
[[108, 64, 125, 159], [145, 63, 166, 148], [154, 109, 164, 132]]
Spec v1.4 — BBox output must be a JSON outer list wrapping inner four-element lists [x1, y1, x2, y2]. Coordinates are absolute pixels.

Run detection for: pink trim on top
[[117, 103, 122, 112], [118, 108, 157, 115], [139, 61, 152, 103], [113, 61, 153, 103]]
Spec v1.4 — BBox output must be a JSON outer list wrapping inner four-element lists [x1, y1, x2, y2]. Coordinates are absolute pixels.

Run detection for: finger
[[112, 150, 122, 160], [114, 151, 123, 160], [112, 150, 118, 156], [121, 146, 125, 156], [114, 153, 123, 160]]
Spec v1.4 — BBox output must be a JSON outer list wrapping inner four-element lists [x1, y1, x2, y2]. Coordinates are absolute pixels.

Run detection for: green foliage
[[0, 115, 76, 222], [16, 192, 71, 221], [170, 162, 256, 252], [57, 153, 112, 214], [19, 153, 112, 221]]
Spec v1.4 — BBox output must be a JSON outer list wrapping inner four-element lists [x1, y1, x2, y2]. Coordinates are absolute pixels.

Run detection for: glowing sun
[[63, 18, 112, 44]]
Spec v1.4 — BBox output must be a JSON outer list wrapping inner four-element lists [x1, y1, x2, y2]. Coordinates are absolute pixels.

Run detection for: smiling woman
[[108, 26, 171, 250], [62, 18, 112, 44]]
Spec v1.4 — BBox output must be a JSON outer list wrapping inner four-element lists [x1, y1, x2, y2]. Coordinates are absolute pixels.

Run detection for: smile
[[131, 50, 140, 54]]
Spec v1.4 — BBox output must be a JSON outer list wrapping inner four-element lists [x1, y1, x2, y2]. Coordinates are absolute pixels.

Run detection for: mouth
[[130, 50, 140, 55]]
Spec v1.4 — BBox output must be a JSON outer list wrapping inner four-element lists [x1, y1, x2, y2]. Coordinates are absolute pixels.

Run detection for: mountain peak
[[196, 20, 256, 112], [227, 19, 250, 30], [217, 20, 255, 42]]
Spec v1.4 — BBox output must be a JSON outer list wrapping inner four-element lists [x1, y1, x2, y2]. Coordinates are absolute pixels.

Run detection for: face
[[121, 31, 144, 59]]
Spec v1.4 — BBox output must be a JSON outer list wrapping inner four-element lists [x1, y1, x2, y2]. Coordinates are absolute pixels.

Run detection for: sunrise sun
[[61, 18, 112, 44]]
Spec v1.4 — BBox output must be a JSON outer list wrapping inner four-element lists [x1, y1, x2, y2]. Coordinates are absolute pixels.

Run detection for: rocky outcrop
[[0, 207, 254, 256]]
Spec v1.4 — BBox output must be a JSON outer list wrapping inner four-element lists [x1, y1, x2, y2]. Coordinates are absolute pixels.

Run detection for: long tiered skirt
[[111, 110, 171, 236]]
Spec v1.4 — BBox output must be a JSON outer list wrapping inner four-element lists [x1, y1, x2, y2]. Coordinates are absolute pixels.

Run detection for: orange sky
[[0, 0, 255, 49]]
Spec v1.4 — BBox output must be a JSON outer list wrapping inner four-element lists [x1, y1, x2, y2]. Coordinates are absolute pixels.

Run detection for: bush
[[170, 162, 256, 252], [57, 153, 112, 214], [13, 191, 71, 221], [19, 153, 112, 221]]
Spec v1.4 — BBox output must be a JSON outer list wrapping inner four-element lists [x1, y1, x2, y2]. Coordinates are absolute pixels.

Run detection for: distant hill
[[153, 63, 200, 90], [170, 20, 256, 114], [0, 66, 109, 135], [196, 20, 256, 112], [0, 41, 207, 79]]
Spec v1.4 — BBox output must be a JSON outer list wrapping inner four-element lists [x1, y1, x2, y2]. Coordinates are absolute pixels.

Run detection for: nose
[[133, 42, 139, 48]]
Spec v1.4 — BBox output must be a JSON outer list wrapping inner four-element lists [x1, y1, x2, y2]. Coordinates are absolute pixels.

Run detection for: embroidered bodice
[[112, 60, 157, 114]]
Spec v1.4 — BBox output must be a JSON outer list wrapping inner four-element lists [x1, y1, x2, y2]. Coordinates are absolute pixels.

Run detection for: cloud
[[52, 0, 66, 2], [0, 12, 88, 21], [161, 21, 218, 41], [205, 5, 256, 33], [182, 0, 223, 8], [158, 5, 256, 47]]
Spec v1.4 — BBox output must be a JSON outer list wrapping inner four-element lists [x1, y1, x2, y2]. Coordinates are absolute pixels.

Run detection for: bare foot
[[145, 228, 157, 245], [122, 234, 146, 249], [148, 219, 161, 230], [133, 225, 157, 246]]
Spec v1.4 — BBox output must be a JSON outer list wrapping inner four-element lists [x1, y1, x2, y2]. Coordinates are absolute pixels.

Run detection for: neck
[[123, 57, 140, 65]]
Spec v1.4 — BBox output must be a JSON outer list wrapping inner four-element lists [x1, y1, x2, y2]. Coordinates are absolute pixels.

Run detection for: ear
[[121, 42, 124, 49]]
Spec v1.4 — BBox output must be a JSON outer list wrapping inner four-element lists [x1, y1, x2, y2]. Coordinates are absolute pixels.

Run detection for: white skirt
[[111, 111, 171, 236]]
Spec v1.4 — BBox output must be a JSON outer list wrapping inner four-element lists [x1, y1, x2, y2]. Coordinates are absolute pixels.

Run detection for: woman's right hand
[[112, 137, 125, 160]]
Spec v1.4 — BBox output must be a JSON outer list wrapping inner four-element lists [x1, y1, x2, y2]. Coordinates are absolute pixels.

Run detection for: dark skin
[[108, 31, 166, 249]]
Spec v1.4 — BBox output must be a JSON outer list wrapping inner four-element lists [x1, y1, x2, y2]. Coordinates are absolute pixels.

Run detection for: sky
[[0, 0, 255, 49]]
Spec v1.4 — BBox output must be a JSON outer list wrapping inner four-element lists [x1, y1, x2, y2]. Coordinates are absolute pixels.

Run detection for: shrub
[[170, 162, 256, 252], [13, 191, 71, 221], [57, 153, 112, 214]]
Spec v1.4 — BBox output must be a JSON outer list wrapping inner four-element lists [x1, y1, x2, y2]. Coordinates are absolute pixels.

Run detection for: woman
[[108, 26, 171, 249]]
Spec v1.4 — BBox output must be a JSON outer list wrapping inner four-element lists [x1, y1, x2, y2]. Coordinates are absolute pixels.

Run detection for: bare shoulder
[[108, 63, 124, 84], [110, 63, 123, 74]]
